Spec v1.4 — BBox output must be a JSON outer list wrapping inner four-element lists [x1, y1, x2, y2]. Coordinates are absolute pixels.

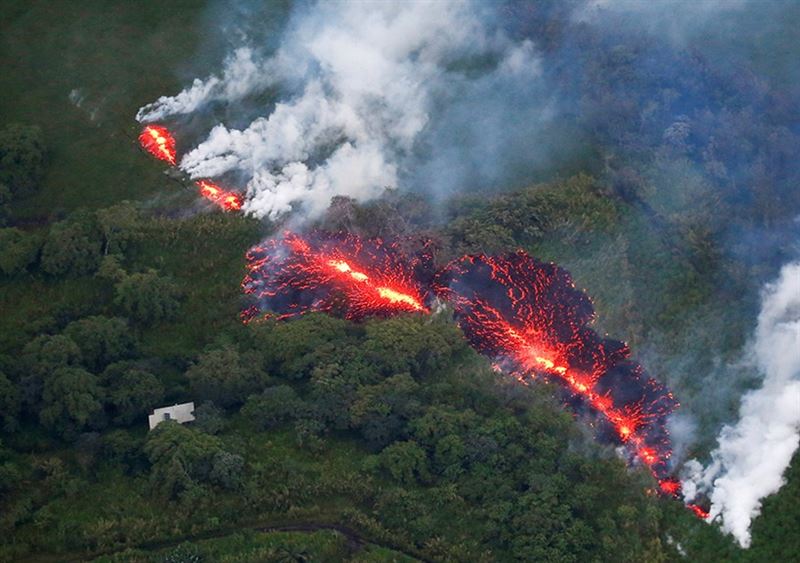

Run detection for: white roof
[[148, 402, 196, 430]]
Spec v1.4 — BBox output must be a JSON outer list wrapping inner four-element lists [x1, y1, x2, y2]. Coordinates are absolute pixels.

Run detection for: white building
[[148, 402, 195, 430]]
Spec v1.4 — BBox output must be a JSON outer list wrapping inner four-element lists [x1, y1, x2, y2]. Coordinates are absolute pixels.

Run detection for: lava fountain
[[137, 125, 243, 211], [138, 125, 176, 165]]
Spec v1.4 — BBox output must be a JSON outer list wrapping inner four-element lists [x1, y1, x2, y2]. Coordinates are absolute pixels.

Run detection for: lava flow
[[240, 232, 694, 507], [138, 125, 176, 165], [136, 126, 245, 211], [434, 252, 681, 494], [242, 231, 431, 322], [196, 179, 243, 211]]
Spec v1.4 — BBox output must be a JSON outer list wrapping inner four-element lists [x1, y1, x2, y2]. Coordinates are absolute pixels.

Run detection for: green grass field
[[0, 0, 269, 356], [1, 1, 207, 217]]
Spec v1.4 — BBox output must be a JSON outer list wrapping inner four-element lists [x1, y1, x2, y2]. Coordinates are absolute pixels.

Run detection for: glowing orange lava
[[327, 259, 425, 311], [377, 287, 426, 310], [196, 180, 243, 211], [136, 126, 246, 211], [242, 237, 698, 515], [329, 260, 369, 281], [242, 231, 431, 322], [511, 328, 672, 487], [688, 503, 710, 519], [434, 253, 680, 497], [138, 125, 176, 165], [659, 479, 681, 496]]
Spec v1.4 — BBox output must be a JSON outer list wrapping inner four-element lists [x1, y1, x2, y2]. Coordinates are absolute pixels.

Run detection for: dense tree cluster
[[113, 269, 181, 324], [1, 205, 702, 561], [145, 421, 244, 498], [40, 212, 104, 277]]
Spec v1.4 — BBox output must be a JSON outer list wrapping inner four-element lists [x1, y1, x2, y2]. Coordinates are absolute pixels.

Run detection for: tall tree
[[363, 316, 464, 379], [0, 183, 10, 225], [350, 373, 420, 449], [241, 385, 304, 429], [96, 201, 144, 256], [63, 316, 136, 372], [0, 371, 20, 431], [185, 346, 269, 409], [103, 361, 164, 425], [39, 366, 104, 437], [114, 269, 181, 324], [19, 334, 82, 407], [0, 228, 40, 276], [378, 440, 430, 484], [255, 314, 351, 380], [144, 421, 228, 499], [40, 211, 103, 277]]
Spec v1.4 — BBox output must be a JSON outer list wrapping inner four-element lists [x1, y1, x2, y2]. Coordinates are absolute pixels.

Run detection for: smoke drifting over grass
[[137, 1, 545, 221], [136, 48, 270, 123], [683, 261, 800, 547]]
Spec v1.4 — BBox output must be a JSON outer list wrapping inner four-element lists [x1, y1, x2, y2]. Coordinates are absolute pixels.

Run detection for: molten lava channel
[[239, 233, 708, 515], [196, 179, 243, 211], [327, 259, 426, 312], [137, 125, 244, 211], [133, 126, 698, 509], [242, 231, 430, 322], [434, 253, 681, 496]]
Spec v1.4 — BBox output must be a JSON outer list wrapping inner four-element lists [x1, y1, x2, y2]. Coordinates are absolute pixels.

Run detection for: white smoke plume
[[136, 47, 272, 122], [683, 261, 800, 547], [136, 1, 542, 220]]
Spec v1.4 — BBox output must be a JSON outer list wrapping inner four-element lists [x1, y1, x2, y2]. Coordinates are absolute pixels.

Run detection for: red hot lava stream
[[433, 252, 685, 496], [241, 234, 704, 507], [242, 231, 431, 322], [137, 125, 242, 211], [196, 179, 243, 211]]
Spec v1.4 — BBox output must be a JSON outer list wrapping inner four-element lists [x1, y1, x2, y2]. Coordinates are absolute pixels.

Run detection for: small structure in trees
[[148, 402, 195, 430]]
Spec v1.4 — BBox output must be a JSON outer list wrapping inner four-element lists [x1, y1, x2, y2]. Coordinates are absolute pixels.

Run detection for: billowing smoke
[[682, 261, 800, 547], [136, 48, 271, 123], [136, 1, 544, 220]]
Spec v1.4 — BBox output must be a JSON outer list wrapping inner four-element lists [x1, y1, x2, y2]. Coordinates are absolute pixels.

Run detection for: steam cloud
[[683, 261, 800, 547], [136, 1, 542, 220]]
